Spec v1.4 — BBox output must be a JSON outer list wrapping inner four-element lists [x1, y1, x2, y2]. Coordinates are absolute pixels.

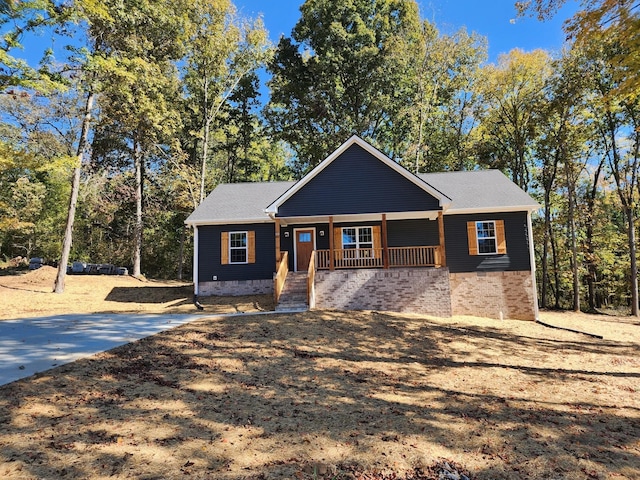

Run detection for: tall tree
[[517, 0, 640, 99], [534, 47, 592, 311], [183, 0, 270, 203], [89, 0, 189, 278], [585, 38, 640, 316], [475, 49, 552, 189], [267, 0, 422, 174], [406, 25, 486, 173]]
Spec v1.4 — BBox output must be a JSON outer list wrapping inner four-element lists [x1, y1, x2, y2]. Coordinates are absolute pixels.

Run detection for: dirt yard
[[0, 268, 639, 479], [0, 266, 274, 318]]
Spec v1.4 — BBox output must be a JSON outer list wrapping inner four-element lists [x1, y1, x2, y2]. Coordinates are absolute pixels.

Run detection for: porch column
[[382, 214, 389, 269], [275, 220, 281, 269], [438, 211, 447, 267], [329, 216, 335, 271]]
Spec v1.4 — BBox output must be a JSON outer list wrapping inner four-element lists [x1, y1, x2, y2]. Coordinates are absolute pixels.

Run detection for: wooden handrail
[[274, 251, 288, 302], [307, 251, 316, 307], [315, 246, 441, 269]]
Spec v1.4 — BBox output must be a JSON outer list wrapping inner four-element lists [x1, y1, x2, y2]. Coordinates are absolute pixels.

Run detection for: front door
[[295, 229, 314, 271]]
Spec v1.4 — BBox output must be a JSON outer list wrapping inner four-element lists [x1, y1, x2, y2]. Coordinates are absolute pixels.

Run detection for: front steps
[[276, 271, 309, 311]]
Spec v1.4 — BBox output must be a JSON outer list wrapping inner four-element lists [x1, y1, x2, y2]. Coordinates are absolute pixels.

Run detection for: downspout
[[527, 211, 540, 321], [193, 225, 203, 310]]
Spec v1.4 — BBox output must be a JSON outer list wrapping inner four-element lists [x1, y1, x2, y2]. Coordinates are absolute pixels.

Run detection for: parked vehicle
[[72, 261, 87, 274], [28, 258, 44, 270]]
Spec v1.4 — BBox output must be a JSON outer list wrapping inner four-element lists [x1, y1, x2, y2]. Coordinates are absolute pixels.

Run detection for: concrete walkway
[[0, 313, 201, 386]]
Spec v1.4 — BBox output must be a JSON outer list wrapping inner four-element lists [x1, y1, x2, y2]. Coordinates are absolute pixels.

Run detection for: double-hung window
[[342, 226, 373, 257], [476, 221, 497, 254], [229, 231, 248, 263], [467, 220, 506, 255]]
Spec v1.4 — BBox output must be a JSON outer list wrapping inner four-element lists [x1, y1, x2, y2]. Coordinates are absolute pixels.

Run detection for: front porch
[[315, 245, 443, 270]]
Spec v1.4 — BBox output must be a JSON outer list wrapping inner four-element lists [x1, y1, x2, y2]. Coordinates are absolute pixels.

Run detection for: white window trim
[[229, 231, 249, 264], [341, 226, 375, 261], [341, 226, 374, 249], [476, 220, 498, 255]]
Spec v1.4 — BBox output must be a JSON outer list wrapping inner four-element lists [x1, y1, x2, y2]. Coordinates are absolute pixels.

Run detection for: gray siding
[[444, 212, 531, 273], [198, 223, 275, 282], [277, 144, 441, 217]]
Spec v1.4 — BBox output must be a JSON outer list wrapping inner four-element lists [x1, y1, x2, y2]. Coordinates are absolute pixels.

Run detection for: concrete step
[[275, 303, 308, 312]]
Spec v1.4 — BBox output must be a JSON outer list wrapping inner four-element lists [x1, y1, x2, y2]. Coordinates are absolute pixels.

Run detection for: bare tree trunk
[[585, 159, 604, 312], [53, 90, 95, 294], [625, 207, 639, 316], [541, 191, 551, 309], [199, 114, 211, 204], [567, 176, 580, 312], [551, 227, 561, 309], [177, 224, 185, 280], [133, 139, 143, 278]]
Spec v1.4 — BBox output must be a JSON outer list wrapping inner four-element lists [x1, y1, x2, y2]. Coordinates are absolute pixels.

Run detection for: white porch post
[[193, 225, 199, 296], [527, 211, 540, 321]]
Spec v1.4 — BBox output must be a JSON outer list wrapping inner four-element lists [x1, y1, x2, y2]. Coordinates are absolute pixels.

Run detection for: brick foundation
[[198, 279, 273, 296], [314, 267, 452, 317], [449, 270, 536, 320]]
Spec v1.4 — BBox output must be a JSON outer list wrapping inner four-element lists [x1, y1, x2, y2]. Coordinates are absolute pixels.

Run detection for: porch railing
[[273, 251, 288, 303], [315, 246, 440, 270]]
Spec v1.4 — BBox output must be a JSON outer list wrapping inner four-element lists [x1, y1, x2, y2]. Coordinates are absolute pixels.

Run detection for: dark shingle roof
[[185, 181, 294, 225], [419, 170, 539, 213], [185, 170, 539, 225]]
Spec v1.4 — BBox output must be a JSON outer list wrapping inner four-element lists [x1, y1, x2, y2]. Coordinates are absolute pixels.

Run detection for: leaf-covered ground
[[1, 309, 639, 479]]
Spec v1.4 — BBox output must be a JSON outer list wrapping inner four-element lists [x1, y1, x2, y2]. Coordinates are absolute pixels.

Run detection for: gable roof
[[420, 170, 540, 214], [185, 138, 540, 226], [265, 135, 452, 215], [185, 181, 295, 226]]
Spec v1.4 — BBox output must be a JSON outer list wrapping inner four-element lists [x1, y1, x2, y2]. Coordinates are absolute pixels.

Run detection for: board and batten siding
[[444, 212, 531, 273], [197, 223, 275, 282], [276, 144, 441, 217]]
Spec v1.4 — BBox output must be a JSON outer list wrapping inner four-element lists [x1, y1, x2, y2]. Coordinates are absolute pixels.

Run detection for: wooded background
[[1, 0, 638, 315]]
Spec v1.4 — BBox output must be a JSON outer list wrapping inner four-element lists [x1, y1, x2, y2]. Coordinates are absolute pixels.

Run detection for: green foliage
[[0, 90, 78, 260], [475, 49, 552, 189], [517, 0, 640, 100], [266, 0, 423, 174]]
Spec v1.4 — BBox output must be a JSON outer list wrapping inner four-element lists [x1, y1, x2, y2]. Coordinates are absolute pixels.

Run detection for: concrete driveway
[[0, 313, 201, 386]]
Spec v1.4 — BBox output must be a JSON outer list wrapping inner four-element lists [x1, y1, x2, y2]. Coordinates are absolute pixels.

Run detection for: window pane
[[478, 238, 497, 254], [230, 232, 247, 247], [359, 227, 372, 243], [477, 222, 495, 238], [298, 232, 312, 242], [342, 228, 356, 247], [230, 248, 247, 263]]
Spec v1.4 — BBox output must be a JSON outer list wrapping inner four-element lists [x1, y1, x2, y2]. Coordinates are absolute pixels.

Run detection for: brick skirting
[[198, 279, 273, 296], [314, 267, 452, 317], [449, 270, 536, 320]]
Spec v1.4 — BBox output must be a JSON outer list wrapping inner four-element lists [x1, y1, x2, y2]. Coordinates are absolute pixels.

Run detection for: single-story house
[[185, 135, 540, 320]]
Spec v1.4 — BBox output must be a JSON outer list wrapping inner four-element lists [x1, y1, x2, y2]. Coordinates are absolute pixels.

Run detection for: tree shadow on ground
[[105, 285, 194, 304], [0, 310, 638, 479]]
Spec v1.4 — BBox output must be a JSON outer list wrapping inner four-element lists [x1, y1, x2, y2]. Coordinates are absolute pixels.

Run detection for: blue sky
[[236, 0, 579, 62]]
